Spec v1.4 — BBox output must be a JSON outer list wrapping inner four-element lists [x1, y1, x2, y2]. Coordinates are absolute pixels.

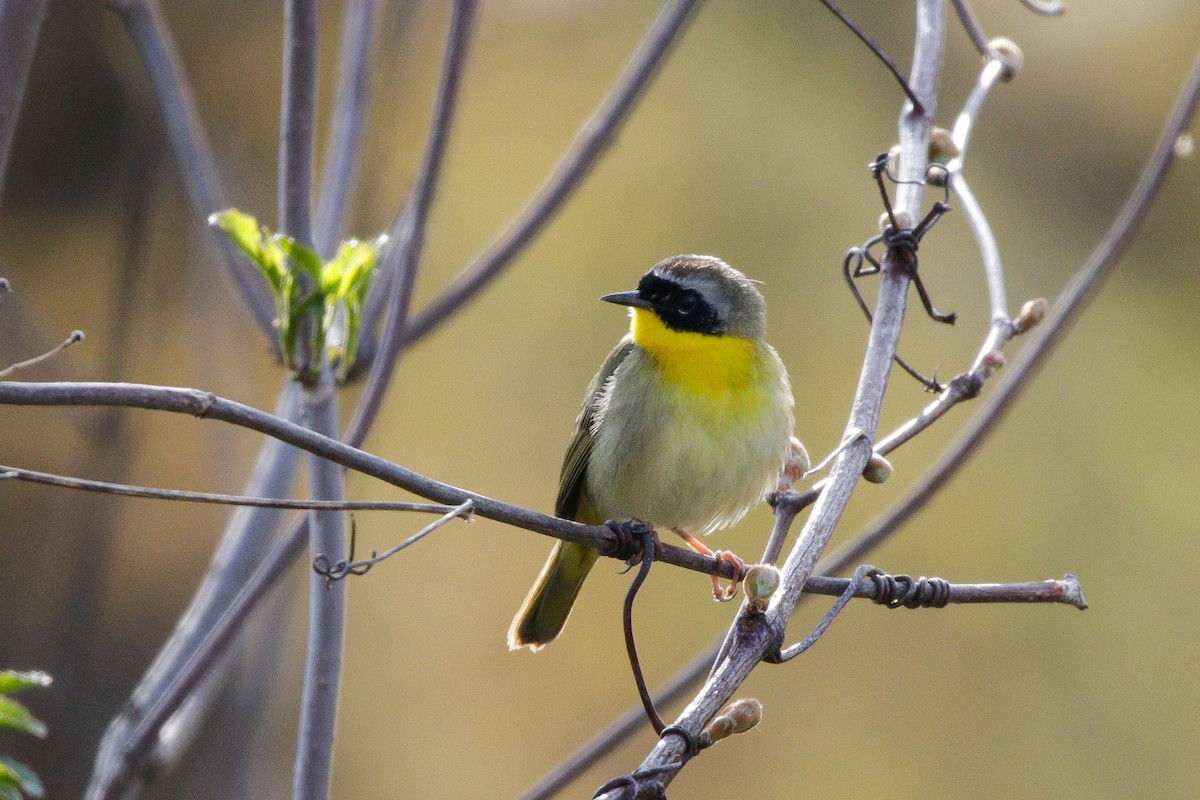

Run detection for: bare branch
[[314, 0, 376, 258], [278, 0, 318, 245], [821, 49, 1200, 577], [0, 0, 49, 198], [107, 0, 277, 337], [348, 0, 477, 420], [0, 379, 738, 579], [393, 0, 701, 351], [593, 4, 946, 794], [293, 380, 345, 800], [0, 464, 461, 514], [0, 330, 84, 378]]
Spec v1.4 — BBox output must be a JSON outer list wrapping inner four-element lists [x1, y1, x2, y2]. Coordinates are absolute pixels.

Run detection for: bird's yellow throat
[[629, 308, 759, 394]]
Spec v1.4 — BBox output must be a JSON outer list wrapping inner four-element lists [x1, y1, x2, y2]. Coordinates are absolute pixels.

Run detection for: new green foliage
[[0, 671, 50, 800], [210, 209, 384, 382]]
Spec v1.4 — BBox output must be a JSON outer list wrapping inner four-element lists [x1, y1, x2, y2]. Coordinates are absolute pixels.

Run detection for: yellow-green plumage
[[507, 255, 795, 651]]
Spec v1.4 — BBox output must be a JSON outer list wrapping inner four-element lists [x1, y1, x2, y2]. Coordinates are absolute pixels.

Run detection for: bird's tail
[[507, 540, 599, 651]]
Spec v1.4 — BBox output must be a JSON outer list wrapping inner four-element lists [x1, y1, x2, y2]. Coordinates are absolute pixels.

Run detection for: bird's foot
[[602, 518, 655, 562], [671, 528, 745, 601], [710, 550, 745, 602]]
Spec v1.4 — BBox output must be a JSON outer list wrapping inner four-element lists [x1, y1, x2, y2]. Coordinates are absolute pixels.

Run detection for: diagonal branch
[[593, 3, 945, 795], [545, 44, 1200, 800], [314, 0, 376, 259], [0, 0, 49, 199], [0, 464, 459, 513], [821, 48, 1200, 572], [107, 0, 277, 337], [85, 383, 305, 800], [392, 0, 702, 351], [0, 379, 731, 579], [347, 0, 478, 424]]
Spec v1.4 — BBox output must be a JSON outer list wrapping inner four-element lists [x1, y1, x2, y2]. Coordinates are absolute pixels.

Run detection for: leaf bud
[[705, 698, 764, 744], [887, 144, 902, 173], [1013, 297, 1047, 333], [928, 127, 959, 164], [861, 453, 893, 484], [744, 564, 781, 611], [989, 38, 1023, 82], [980, 349, 1006, 377], [880, 209, 914, 234], [926, 163, 950, 187]]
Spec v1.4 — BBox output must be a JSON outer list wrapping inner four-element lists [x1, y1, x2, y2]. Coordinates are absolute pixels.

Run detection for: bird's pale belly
[[585, 378, 790, 534]]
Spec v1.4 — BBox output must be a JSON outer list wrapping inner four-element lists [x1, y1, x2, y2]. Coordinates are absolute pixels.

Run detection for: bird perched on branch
[[508, 255, 800, 651]]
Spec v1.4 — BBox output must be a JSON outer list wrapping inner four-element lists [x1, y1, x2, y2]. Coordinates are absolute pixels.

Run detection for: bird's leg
[[672, 528, 744, 602]]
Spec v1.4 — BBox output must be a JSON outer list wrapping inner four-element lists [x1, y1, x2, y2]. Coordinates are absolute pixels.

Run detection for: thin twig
[[314, 0, 376, 258], [1017, 0, 1065, 16], [948, 56, 1015, 365], [949, 0, 989, 56], [0, 0, 49, 198], [804, 571, 1086, 608], [87, 383, 305, 800], [0, 464, 462, 514], [622, 529, 665, 733], [0, 379, 738, 581], [347, 0, 477, 408], [393, 0, 701, 351], [815, 0, 925, 115], [293, 379, 345, 800], [542, 52, 1200, 791], [314, 499, 474, 580], [106, 0, 277, 337], [821, 48, 1200, 579], [0, 330, 84, 378], [278, 0, 318, 246], [594, 4, 945, 795]]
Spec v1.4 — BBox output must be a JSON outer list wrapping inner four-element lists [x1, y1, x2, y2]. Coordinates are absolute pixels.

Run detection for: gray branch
[[593, 2, 945, 795], [107, 0, 277, 337], [0, 0, 49, 198]]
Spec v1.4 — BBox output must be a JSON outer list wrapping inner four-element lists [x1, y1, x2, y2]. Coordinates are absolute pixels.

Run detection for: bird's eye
[[676, 293, 697, 314]]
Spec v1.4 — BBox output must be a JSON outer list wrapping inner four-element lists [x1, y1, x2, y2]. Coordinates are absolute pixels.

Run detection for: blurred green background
[[2, 1, 1199, 797]]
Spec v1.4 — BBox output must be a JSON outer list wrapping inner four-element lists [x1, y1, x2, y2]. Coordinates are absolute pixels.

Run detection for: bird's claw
[[710, 550, 745, 602]]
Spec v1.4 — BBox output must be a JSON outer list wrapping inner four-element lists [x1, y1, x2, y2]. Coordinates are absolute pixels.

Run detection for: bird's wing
[[555, 337, 635, 520]]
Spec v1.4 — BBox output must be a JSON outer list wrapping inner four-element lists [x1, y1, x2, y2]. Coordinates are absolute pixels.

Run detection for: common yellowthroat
[[508, 255, 797, 651]]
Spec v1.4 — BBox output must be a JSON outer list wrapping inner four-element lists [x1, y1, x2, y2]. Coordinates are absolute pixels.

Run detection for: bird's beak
[[600, 290, 653, 310]]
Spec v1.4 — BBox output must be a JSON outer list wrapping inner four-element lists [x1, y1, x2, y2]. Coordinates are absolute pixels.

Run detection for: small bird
[[508, 255, 799, 651]]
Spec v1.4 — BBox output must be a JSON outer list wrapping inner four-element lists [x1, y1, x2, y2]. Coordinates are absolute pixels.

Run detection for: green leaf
[[209, 209, 287, 292], [0, 755, 44, 799], [208, 208, 259, 253], [0, 673, 50, 695], [275, 236, 323, 282], [323, 237, 380, 301], [0, 698, 46, 738], [322, 235, 382, 380]]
